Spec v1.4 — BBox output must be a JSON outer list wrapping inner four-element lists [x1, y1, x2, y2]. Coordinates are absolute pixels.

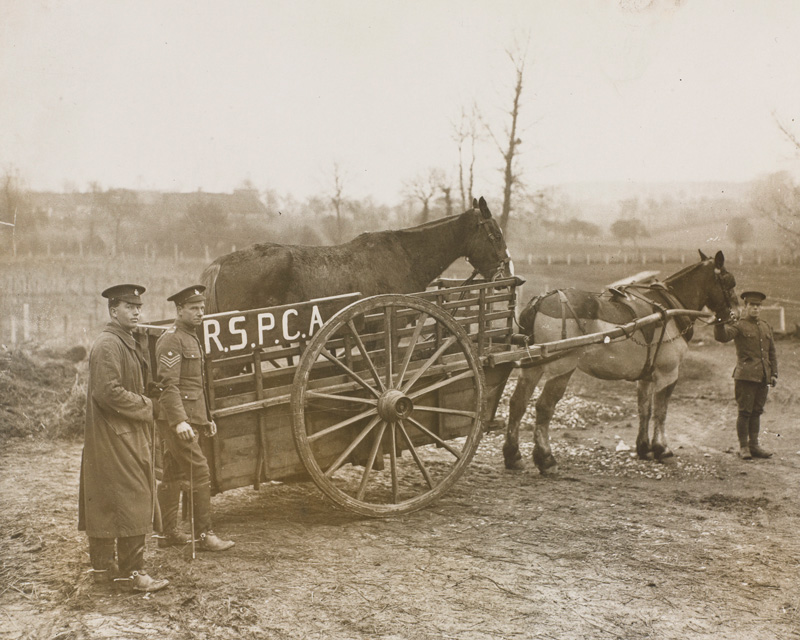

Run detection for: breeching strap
[[557, 290, 587, 340]]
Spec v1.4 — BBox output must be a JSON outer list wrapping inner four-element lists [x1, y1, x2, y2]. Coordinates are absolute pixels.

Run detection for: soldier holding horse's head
[[714, 289, 778, 460]]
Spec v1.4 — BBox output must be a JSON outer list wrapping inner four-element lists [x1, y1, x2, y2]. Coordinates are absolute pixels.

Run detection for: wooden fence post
[[23, 304, 30, 341]]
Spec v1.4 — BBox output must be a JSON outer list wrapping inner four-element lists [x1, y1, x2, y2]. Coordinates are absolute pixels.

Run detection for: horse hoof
[[653, 446, 674, 461], [533, 449, 559, 476], [504, 459, 526, 471], [636, 443, 652, 460], [539, 463, 559, 477]]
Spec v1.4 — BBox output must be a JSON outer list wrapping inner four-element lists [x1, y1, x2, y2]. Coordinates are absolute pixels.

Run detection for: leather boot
[[88, 538, 118, 586], [192, 482, 234, 552], [750, 444, 773, 459], [739, 446, 752, 460], [735, 414, 752, 459], [115, 571, 169, 592], [199, 530, 235, 552], [749, 417, 772, 459], [157, 482, 192, 548]]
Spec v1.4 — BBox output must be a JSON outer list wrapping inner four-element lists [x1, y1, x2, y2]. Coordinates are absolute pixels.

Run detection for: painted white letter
[[308, 305, 324, 337], [229, 315, 248, 351], [282, 308, 300, 341], [257, 312, 275, 345], [204, 319, 223, 354]]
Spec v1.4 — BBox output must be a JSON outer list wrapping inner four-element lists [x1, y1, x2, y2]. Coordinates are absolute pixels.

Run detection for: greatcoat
[[78, 323, 155, 538]]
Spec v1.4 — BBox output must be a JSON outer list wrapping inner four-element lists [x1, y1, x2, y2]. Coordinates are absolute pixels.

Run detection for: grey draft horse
[[503, 250, 737, 475]]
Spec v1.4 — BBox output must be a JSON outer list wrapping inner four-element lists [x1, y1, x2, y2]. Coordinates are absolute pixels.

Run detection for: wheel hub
[[377, 389, 414, 421]]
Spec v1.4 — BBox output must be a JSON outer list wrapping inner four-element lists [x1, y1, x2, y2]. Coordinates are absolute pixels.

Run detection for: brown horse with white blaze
[[503, 250, 737, 475], [200, 197, 512, 313]]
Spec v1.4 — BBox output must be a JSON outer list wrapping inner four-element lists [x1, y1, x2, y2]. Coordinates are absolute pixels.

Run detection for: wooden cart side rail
[[487, 308, 713, 367], [207, 277, 521, 406]]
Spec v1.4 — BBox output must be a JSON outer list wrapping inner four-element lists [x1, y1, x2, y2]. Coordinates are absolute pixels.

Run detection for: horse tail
[[200, 262, 221, 314]]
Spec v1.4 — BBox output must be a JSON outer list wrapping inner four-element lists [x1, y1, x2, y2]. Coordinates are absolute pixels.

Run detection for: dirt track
[[1, 337, 799, 640]]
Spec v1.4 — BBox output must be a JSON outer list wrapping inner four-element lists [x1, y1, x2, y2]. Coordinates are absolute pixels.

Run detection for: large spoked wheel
[[291, 294, 486, 517]]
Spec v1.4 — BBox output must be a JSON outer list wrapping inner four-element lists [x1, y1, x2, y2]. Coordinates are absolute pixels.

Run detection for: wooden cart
[[142, 276, 521, 517]]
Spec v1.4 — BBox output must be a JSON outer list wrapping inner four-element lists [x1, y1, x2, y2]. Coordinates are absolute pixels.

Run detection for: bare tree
[[404, 169, 439, 224], [330, 162, 347, 243], [452, 105, 481, 211], [431, 168, 454, 217], [727, 216, 754, 255], [483, 40, 529, 234], [759, 115, 800, 253], [751, 170, 799, 254], [611, 218, 649, 249]]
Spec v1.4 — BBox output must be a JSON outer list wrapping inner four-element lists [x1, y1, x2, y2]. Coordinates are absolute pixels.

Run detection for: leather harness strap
[[557, 290, 587, 340], [623, 283, 687, 381]]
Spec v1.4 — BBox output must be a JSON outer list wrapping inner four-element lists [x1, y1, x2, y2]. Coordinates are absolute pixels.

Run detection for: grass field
[[2, 249, 797, 349]]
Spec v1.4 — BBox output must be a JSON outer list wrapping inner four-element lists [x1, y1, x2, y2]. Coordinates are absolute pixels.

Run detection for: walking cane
[[189, 434, 196, 561]]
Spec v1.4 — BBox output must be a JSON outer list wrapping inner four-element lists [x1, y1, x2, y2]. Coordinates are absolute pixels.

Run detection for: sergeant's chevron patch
[[159, 353, 181, 369]]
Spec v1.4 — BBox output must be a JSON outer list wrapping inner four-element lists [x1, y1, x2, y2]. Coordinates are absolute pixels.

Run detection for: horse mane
[[663, 257, 710, 286]]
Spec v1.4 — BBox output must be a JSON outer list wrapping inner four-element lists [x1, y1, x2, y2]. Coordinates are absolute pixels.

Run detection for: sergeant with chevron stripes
[[155, 285, 234, 552]]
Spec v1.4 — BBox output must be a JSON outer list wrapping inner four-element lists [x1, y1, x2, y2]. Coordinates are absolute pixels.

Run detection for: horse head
[[698, 249, 738, 322], [465, 196, 513, 280]]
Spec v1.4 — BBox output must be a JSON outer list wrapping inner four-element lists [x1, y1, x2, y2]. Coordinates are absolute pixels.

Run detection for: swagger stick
[[189, 435, 196, 561]]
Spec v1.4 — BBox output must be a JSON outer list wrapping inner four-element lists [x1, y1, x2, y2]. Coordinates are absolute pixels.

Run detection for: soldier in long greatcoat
[[714, 290, 778, 460], [154, 284, 234, 552], [78, 284, 169, 592]]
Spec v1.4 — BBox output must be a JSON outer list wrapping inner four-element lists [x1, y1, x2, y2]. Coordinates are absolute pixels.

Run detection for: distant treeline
[[0, 178, 795, 260]]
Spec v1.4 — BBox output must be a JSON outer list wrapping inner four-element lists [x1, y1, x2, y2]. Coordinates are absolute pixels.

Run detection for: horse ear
[[698, 249, 709, 261], [478, 196, 491, 218], [472, 197, 479, 209], [714, 250, 725, 269]]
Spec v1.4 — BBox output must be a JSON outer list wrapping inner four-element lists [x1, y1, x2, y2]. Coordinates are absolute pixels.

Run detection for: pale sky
[[2, 0, 800, 204]]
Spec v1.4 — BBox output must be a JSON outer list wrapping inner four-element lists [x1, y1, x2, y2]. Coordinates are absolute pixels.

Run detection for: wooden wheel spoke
[[324, 414, 382, 477], [346, 320, 386, 393], [356, 421, 388, 501], [396, 420, 434, 489], [400, 335, 457, 393], [396, 311, 429, 388], [389, 422, 398, 503], [306, 390, 378, 407], [408, 369, 475, 401], [308, 407, 378, 443], [410, 404, 478, 419], [402, 417, 462, 459], [383, 308, 394, 389], [320, 347, 381, 398]]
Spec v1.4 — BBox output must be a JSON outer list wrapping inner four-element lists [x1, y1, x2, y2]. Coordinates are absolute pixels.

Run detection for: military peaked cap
[[101, 283, 145, 304], [740, 290, 766, 303], [167, 285, 206, 305]]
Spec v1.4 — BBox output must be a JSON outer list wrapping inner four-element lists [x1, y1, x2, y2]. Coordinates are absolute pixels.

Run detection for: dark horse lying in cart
[[503, 250, 738, 475], [200, 197, 512, 313]]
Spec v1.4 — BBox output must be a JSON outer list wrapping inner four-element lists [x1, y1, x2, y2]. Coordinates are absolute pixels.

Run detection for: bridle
[[712, 267, 737, 324], [463, 216, 512, 285]]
